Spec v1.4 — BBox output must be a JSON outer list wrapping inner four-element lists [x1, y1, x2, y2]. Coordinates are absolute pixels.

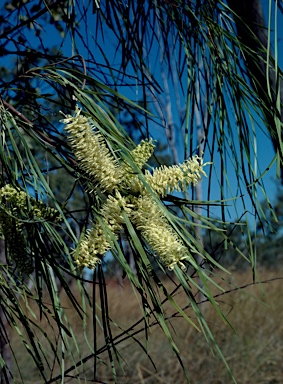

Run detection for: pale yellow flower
[[131, 195, 190, 270], [0, 184, 60, 221], [144, 155, 207, 197], [129, 139, 155, 169], [74, 191, 133, 268], [0, 184, 61, 274], [0, 184, 26, 208], [74, 224, 110, 269], [100, 191, 133, 228], [120, 139, 155, 193], [61, 106, 121, 193]]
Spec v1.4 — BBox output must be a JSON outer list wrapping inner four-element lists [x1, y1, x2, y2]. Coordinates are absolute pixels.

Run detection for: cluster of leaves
[[0, 1, 282, 383]]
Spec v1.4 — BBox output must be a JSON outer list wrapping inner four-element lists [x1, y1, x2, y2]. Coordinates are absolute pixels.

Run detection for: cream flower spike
[[131, 195, 190, 270], [73, 190, 133, 269], [144, 155, 207, 197], [61, 105, 121, 193], [0, 184, 60, 274], [74, 224, 111, 269], [121, 138, 156, 193], [130, 139, 155, 169], [0, 184, 60, 221]]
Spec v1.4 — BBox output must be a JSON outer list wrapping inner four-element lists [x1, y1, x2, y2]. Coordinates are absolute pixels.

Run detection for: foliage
[[0, 0, 282, 383]]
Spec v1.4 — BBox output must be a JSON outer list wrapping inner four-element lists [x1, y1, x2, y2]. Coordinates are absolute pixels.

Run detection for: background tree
[[228, 0, 283, 177], [0, 1, 282, 383]]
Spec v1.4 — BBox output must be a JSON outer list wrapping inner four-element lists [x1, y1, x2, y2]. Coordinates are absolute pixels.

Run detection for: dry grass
[[10, 268, 283, 383]]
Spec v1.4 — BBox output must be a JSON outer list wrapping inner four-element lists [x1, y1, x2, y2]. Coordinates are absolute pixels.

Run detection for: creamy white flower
[[129, 139, 155, 169], [144, 155, 207, 197], [131, 195, 190, 270], [61, 106, 121, 193]]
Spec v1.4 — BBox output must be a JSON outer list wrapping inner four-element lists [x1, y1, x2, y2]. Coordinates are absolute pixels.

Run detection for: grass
[[10, 267, 283, 383]]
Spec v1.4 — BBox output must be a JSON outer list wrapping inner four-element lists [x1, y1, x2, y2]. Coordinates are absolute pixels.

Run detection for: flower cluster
[[129, 139, 155, 169], [0, 184, 27, 207], [62, 106, 208, 271], [0, 184, 60, 221], [144, 155, 207, 197], [0, 184, 61, 274], [0, 210, 31, 274], [131, 195, 190, 270], [75, 191, 132, 269], [61, 106, 121, 193]]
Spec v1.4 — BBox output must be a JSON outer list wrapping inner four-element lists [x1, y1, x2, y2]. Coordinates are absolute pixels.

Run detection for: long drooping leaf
[[0, 1, 282, 383]]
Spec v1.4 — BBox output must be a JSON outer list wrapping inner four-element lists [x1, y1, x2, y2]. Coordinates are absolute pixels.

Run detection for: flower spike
[[61, 106, 121, 193]]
